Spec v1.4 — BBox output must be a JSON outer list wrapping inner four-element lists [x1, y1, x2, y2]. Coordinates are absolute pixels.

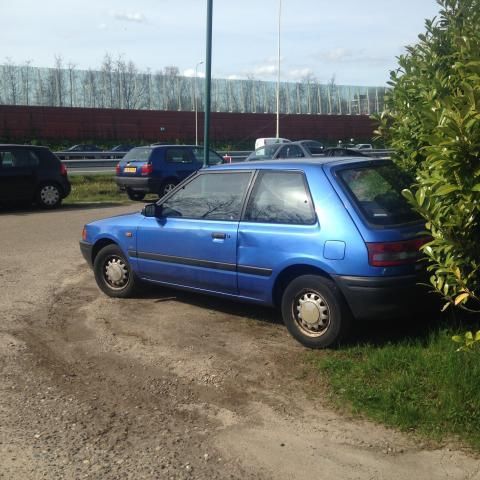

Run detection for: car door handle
[[211, 232, 226, 240]]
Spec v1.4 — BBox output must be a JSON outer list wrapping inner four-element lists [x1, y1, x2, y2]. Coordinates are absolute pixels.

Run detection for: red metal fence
[[0, 105, 375, 145]]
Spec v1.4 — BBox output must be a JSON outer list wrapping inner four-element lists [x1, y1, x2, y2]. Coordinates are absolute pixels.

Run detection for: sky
[[2, 0, 441, 86]]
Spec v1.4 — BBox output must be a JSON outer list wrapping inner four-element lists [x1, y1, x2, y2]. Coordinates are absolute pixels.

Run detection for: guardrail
[[55, 150, 127, 160], [61, 149, 393, 174]]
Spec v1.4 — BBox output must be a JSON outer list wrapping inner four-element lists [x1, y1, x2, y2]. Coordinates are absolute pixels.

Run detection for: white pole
[[194, 60, 204, 146], [276, 0, 282, 138]]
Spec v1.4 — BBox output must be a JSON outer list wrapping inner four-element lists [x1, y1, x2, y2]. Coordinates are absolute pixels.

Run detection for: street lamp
[[194, 61, 204, 146], [204, 0, 213, 167], [276, 0, 282, 138]]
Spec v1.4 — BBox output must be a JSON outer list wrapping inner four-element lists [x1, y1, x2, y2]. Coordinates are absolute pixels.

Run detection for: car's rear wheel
[[93, 244, 139, 298], [126, 189, 146, 201], [281, 275, 350, 348], [159, 180, 178, 198], [37, 183, 62, 209]]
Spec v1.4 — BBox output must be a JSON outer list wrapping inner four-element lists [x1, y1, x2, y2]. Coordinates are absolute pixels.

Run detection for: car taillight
[[115, 163, 120, 175], [60, 163, 67, 175], [366, 237, 430, 267], [141, 163, 153, 175], [81, 226, 87, 241]]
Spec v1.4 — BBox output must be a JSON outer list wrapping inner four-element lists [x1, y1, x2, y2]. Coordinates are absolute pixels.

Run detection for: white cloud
[[286, 68, 315, 81], [183, 68, 205, 78], [111, 11, 146, 23], [251, 64, 277, 76], [320, 48, 354, 62], [97, 23, 107, 30]]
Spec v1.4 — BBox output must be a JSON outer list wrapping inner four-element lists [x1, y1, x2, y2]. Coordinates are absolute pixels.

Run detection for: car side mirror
[[142, 203, 161, 217]]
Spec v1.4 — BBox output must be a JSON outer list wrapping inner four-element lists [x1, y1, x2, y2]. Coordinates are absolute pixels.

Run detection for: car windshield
[[122, 147, 153, 162], [337, 163, 421, 226]]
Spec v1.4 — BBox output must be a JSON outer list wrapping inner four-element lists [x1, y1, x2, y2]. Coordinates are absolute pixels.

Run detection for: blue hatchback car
[[80, 157, 430, 348]]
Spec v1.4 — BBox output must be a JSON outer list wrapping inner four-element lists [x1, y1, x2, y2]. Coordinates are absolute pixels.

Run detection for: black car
[[111, 144, 135, 152], [67, 144, 102, 152], [323, 147, 368, 157], [0, 145, 71, 208], [296, 140, 325, 154]]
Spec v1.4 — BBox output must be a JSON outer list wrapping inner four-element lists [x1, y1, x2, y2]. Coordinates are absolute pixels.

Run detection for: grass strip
[[65, 174, 157, 204], [309, 324, 480, 449]]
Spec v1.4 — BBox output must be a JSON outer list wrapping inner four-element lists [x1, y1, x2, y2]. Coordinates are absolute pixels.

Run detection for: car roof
[[208, 156, 383, 171]]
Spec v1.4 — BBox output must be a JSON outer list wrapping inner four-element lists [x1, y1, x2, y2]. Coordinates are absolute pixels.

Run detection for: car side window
[[244, 171, 316, 225], [192, 148, 223, 165], [0, 151, 15, 168], [161, 172, 251, 221], [166, 148, 192, 164], [277, 145, 304, 159]]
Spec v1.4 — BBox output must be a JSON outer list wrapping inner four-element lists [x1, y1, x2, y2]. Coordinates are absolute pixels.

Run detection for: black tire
[[159, 179, 178, 198], [93, 244, 139, 298], [126, 189, 146, 201], [36, 183, 62, 209], [281, 275, 351, 348]]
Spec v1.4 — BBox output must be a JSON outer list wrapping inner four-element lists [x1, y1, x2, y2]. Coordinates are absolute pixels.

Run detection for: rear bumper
[[332, 273, 436, 320], [115, 176, 163, 193], [61, 177, 71, 198], [80, 240, 93, 267]]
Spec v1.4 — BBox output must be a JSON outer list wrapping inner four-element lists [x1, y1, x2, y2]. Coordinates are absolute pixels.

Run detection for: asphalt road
[[0, 204, 479, 480]]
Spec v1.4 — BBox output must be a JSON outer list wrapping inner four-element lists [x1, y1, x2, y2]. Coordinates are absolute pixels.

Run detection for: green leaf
[[435, 185, 459, 196]]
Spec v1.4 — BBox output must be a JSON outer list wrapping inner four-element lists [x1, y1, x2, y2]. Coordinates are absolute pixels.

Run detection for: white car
[[254, 137, 291, 150]]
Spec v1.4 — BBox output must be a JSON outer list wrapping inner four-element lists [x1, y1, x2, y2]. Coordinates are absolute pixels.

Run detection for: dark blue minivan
[[115, 145, 224, 200], [82, 157, 432, 348]]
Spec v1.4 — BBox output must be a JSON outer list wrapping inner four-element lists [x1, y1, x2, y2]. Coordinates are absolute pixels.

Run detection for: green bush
[[377, 0, 480, 312]]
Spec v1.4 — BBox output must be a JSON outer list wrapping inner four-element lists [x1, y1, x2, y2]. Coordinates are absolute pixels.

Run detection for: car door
[[0, 148, 38, 202], [163, 147, 197, 181], [136, 170, 253, 294], [237, 170, 318, 302]]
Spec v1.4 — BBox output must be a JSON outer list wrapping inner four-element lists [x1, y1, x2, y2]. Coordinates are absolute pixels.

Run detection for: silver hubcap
[[104, 257, 129, 289], [164, 183, 175, 193], [40, 185, 60, 205], [294, 291, 330, 337]]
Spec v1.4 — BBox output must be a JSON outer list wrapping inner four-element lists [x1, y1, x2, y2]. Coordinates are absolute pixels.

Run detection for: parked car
[[0, 145, 70, 208], [254, 137, 291, 150], [296, 140, 325, 155], [246, 141, 314, 161], [111, 144, 135, 152], [80, 157, 431, 349], [67, 144, 103, 152], [323, 147, 369, 157], [115, 145, 224, 200]]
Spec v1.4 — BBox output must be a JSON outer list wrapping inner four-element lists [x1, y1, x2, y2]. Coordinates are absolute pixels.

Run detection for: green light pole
[[203, 0, 213, 167]]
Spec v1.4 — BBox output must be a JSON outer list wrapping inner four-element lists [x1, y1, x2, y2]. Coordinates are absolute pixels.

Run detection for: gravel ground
[[0, 203, 479, 480]]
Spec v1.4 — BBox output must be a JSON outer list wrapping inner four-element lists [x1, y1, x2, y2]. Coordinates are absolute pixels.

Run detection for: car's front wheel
[[37, 183, 62, 209], [281, 275, 350, 348], [93, 244, 139, 298]]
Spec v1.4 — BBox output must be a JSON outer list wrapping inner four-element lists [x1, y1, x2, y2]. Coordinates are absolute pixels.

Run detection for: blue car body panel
[[82, 157, 431, 319]]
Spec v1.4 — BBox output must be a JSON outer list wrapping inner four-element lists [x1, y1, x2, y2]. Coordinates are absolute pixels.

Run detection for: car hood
[[87, 211, 144, 229]]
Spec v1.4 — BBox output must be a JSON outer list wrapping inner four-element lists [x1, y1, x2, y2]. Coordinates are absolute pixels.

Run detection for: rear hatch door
[[117, 147, 153, 177]]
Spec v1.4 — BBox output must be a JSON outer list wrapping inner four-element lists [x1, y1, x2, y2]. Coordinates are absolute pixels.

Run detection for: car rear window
[[336, 163, 420, 226], [122, 147, 152, 163]]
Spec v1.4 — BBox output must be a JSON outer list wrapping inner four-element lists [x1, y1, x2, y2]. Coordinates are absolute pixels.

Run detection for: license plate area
[[123, 167, 137, 173]]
